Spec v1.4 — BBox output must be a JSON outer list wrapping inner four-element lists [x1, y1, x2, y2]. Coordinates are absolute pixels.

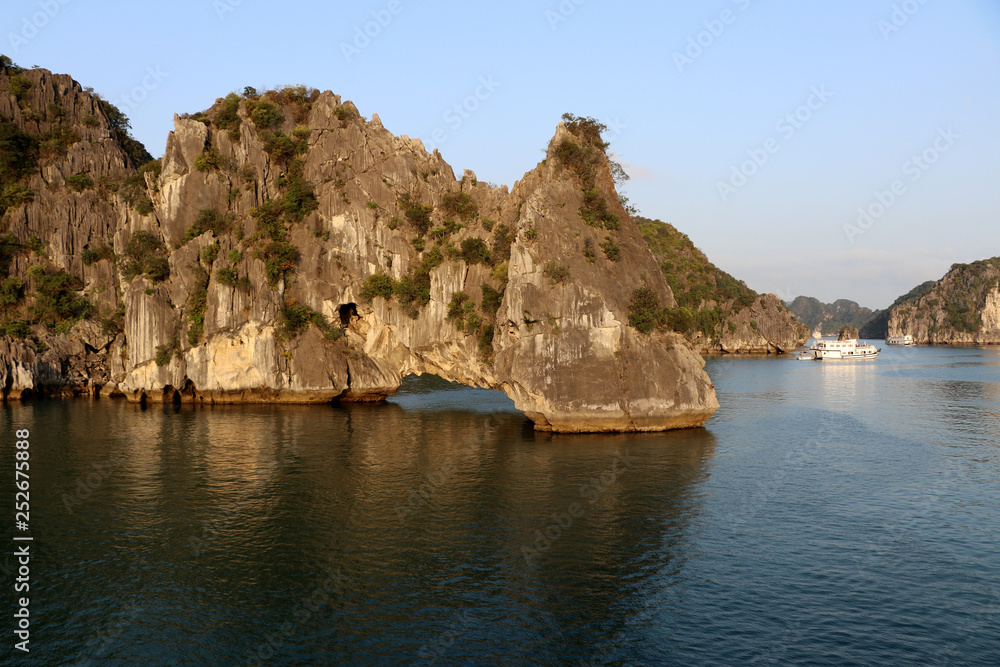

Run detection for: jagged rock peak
[[1, 64, 718, 431]]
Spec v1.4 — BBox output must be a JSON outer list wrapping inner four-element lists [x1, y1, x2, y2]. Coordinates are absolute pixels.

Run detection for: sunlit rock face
[[888, 260, 1000, 345], [0, 66, 717, 430]]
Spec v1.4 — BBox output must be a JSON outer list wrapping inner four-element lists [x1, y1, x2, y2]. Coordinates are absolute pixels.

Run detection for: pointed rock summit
[[0, 63, 717, 431]]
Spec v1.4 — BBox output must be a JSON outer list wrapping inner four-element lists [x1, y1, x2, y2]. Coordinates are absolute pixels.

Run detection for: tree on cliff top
[[96, 97, 152, 167]]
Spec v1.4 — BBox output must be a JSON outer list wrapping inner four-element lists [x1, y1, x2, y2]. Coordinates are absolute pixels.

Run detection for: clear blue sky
[[5, 0, 998, 309]]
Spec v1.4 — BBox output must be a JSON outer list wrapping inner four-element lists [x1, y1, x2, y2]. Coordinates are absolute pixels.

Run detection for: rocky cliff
[[858, 281, 935, 339], [637, 217, 808, 354], [838, 326, 859, 341], [887, 259, 1000, 344], [0, 62, 717, 431], [787, 296, 874, 336], [0, 58, 147, 397]]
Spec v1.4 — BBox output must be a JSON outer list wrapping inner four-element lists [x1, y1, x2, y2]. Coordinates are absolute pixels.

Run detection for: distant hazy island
[[789, 258, 1000, 344]]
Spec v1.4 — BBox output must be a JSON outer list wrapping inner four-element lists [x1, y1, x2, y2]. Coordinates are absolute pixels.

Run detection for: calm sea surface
[[1, 344, 998, 665]]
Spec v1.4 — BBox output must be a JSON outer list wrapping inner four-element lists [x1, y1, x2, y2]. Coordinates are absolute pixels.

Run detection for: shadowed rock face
[[787, 296, 874, 334], [636, 217, 807, 355], [710, 293, 808, 354], [838, 326, 859, 341], [489, 125, 717, 430], [0, 65, 718, 431]]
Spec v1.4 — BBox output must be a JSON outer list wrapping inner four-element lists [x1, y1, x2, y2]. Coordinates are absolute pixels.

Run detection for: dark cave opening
[[339, 303, 359, 327]]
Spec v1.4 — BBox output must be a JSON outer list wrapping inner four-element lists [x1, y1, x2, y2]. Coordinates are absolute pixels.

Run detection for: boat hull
[[814, 350, 879, 360], [806, 338, 880, 361]]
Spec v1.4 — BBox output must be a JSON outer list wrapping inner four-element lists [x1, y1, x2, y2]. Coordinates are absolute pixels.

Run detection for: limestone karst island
[[9, 4, 1000, 663], [0, 57, 864, 433]]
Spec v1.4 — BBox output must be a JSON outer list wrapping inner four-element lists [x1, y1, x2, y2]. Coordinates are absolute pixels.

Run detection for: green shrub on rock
[[122, 231, 169, 282], [360, 272, 395, 302], [628, 287, 665, 334]]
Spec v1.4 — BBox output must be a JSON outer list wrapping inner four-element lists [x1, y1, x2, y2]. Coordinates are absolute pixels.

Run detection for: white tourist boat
[[803, 338, 880, 360], [886, 334, 915, 346]]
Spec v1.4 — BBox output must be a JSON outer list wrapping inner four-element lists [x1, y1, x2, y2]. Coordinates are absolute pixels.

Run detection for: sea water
[[1, 344, 997, 665]]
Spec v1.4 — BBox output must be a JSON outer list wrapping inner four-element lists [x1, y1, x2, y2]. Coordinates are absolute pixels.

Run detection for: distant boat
[[886, 335, 915, 346], [809, 338, 880, 360], [811, 328, 823, 339]]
